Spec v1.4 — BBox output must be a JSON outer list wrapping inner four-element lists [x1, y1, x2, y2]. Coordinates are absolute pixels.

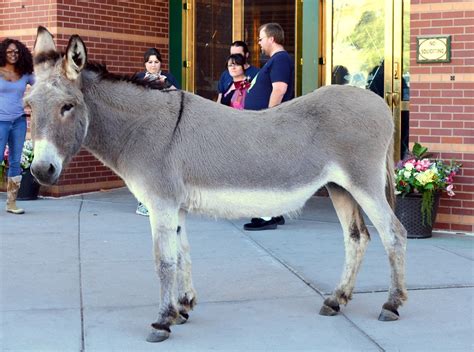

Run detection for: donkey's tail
[[385, 139, 396, 210]]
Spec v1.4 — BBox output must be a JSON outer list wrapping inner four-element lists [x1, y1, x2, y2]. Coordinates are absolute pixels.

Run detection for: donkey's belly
[[185, 181, 325, 218]]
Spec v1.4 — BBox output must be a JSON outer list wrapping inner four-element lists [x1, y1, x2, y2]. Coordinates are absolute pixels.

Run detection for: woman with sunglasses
[[0, 38, 35, 214]]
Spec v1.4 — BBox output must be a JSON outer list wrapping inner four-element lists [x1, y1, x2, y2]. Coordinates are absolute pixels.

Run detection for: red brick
[[450, 224, 474, 232]]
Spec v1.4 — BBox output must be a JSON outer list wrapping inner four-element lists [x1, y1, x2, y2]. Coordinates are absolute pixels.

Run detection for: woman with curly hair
[[0, 38, 35, 214]]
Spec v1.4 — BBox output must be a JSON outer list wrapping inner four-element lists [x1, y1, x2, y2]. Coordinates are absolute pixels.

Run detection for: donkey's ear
[[64, 35, 87, 81], [33, 26, 60, 74]]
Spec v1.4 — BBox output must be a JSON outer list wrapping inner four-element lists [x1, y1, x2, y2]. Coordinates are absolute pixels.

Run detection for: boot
[[6, 176, 25, 214]]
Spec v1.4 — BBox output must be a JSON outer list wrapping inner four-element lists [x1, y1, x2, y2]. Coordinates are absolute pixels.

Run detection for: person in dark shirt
[[216, 41, 259, 104], [244, 23, 294, 111], [243, 23, 295, 231], [134, 48, 180, 89]]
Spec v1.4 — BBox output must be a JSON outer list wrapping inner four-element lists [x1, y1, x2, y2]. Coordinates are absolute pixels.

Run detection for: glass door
[[183, 0, 299, 101], [323, 0, 408, 160], [183, 0, 232, 99]]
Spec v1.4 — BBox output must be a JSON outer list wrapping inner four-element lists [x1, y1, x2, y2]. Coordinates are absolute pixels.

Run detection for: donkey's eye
[[61, 104, 74, 115]]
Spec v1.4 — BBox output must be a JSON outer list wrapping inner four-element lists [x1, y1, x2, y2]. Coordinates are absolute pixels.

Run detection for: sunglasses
[[6, 50, 19, 55]]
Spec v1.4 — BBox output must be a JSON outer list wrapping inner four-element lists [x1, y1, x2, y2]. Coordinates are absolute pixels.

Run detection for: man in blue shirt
[[216, 41, 259, 103], [245, 23, 294, 110], [243, 23, 295, 231]]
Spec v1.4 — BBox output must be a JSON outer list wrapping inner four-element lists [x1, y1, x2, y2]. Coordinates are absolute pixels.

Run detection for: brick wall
[[1, 0, 169, 196], [410, 0, 473, 233]]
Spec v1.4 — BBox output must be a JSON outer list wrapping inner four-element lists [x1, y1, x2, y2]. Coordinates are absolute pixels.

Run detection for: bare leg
[[146, 201, 180, 342], [175, 208, 197, 324], [320, 183, 371, 316]]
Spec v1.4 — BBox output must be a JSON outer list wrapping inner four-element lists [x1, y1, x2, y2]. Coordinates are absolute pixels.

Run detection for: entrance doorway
[[323, 0, 409, 159]]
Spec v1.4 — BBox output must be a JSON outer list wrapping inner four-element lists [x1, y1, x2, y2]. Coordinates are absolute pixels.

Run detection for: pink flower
[[415, 159, 431, 171], [446, 184, 455, 197]]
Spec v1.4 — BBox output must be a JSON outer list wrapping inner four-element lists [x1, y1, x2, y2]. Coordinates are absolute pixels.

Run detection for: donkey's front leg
[[146, 203, 180, 343]]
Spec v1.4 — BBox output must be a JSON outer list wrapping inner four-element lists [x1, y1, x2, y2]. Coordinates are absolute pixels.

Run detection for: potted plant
[[0, 139, 41, 200], [394, 143, 462, 238]]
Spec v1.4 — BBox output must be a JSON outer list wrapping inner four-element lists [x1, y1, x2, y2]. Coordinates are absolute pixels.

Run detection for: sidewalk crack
[[78, 196, 85, 352]]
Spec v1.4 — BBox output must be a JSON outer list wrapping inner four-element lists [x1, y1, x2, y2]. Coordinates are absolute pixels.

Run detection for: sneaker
[[273, 216, 285, 225], [243, 218, 277, 231], [136, 203, 149, 216]]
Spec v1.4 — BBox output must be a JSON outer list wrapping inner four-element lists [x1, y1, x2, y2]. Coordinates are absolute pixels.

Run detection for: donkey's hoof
[[319, 304, 340, 316], [378, 308, 399, 321], [147, 324, 171, 342], [175, 312, 189, 325], [146, 329, 170, 343]]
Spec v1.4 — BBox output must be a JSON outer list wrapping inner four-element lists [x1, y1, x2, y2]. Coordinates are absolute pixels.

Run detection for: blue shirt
[[0, 73, 35, 122], [244, 51, 294, 110], [217, 65, 259, 94]]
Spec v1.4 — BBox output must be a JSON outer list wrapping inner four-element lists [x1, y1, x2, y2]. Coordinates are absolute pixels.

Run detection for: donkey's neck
[[80, 70, 180, 176]]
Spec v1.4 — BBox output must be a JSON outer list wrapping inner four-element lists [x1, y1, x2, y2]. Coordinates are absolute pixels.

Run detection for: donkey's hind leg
[[146, 202, 180, 343], [175, 208, 197, 325], [350, 186, 408, 321], [320, 183, 371, 316]]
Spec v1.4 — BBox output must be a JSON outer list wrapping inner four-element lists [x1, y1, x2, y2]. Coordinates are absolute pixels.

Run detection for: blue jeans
[[0, 116, 27, 177]]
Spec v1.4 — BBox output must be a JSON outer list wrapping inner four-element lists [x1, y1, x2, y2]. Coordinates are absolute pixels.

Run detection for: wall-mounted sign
[[417, 36, 451, 63]]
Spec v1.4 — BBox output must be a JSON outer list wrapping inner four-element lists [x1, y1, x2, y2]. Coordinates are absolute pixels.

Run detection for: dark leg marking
[[146, 304, 179, 342], [349, 220, 360, 242]]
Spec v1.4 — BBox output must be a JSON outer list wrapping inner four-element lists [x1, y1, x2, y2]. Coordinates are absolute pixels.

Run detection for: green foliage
[[412, 142, 428, 159], [421, 191, 434, 226]]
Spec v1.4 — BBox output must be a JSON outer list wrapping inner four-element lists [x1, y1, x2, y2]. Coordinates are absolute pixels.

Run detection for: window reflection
[[194, 0, 295, 101], [195, 1, 232, 100], [402, 0, 410, 101], [331, 0, 385, 91], [244, 0, 295, 69]]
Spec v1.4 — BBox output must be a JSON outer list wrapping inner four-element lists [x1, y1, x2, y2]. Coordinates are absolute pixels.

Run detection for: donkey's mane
[[85, 62, 171, 91]]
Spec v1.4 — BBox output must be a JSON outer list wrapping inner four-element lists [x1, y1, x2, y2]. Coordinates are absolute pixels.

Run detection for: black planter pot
[[395, 193, 441, 239], [17, 168, 41, 200]]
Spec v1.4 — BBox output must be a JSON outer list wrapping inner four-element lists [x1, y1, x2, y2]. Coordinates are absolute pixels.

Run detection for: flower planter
[[17, 168, 41, 200], [395, 193, 441, 239]]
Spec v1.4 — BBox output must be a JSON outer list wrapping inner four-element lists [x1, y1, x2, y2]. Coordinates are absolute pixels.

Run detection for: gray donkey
[[26, 27, 407, 342]]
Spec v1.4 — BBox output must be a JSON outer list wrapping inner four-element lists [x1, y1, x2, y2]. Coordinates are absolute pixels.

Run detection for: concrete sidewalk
[[1, 188, 473, 351]]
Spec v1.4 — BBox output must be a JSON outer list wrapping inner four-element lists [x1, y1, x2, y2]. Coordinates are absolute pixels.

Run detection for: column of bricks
[[410, 0, 473, 232], [1, 0, 170, 196]]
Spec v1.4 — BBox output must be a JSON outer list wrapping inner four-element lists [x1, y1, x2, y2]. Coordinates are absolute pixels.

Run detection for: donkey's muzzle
[[31, 160, 61, 185]]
